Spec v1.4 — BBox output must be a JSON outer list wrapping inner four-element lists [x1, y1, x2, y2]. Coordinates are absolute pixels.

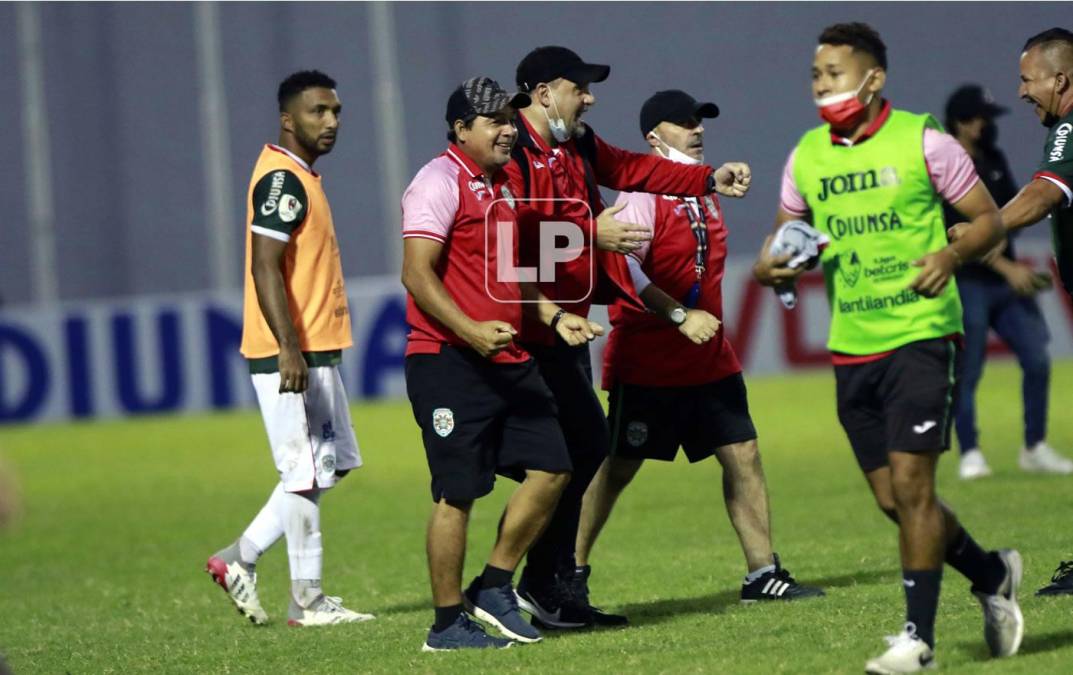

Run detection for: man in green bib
[[753, 23, 1023, 674]]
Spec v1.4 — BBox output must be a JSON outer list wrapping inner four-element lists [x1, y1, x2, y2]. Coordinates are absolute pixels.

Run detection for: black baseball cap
[[516, 46, 610, 92], [945, 84, 1008, 122], [639, 90, 719, 137], [445, 76, 530, 125]]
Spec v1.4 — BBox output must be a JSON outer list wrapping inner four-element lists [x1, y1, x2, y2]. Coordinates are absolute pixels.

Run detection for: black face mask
[[979, 121, 999, 147]]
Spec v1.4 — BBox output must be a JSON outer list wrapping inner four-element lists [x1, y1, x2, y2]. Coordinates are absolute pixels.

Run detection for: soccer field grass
[[1, 361, 1071, 674]]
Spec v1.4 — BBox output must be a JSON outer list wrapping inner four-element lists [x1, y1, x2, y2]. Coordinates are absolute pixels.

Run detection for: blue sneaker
[[422, 613, 513, 652], [464, 577, 543, 643]]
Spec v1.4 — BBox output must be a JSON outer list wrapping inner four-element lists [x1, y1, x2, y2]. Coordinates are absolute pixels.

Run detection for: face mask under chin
[[814, 69, 876, 129], [651, 133, 702, 165], [542, 91, 574, 143]]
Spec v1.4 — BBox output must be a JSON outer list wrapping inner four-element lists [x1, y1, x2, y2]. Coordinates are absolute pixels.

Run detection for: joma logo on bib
[[1050, 123, 1071, 163], [817, 167, 899, 202]]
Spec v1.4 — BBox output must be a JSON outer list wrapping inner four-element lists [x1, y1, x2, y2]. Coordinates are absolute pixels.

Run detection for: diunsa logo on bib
[[432, 408, 455, 437]]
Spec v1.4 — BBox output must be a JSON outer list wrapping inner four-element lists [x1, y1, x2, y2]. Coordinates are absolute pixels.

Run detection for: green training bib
[[793, 109, 962, 354]]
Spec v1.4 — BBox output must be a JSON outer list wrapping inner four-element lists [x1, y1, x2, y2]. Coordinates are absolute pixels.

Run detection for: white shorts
[[251, 366, 362, 492]]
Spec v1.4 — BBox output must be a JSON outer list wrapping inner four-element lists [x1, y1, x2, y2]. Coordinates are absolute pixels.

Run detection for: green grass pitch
[[1, 360, 1071, 673]]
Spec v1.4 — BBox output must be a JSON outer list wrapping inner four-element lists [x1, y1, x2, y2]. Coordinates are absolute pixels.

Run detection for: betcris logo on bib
[[816, 167, 900, 202]]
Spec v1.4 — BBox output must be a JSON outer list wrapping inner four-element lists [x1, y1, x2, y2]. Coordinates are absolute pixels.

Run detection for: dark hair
[[818, 22, 888, 70], [1022, 27, 1073, 53], [277, 70, 337, 111], [446, 115, 477, 143]]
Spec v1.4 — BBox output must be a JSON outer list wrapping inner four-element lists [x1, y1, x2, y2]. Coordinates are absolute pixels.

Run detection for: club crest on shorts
[[321, 454, 336, 473], [432, 408, 455, 437], [626, 421, 648, 447]]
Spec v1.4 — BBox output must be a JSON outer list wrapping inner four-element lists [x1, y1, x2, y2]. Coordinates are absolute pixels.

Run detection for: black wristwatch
[[550, 308, 567, 332]]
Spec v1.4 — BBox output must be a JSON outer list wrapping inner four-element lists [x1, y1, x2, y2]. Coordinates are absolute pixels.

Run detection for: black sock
[[903, 569, 942, 648], [945, 527, 1005, 594], [481, 564, 514, 589], [433, 604, 463, 632]]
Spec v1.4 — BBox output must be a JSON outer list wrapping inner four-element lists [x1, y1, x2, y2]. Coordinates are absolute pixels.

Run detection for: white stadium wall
[[2, 240, 1070, 425]]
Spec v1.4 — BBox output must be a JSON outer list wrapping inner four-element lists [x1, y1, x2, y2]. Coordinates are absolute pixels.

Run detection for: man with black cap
[[401, 76, 604, 651], [942, 84, 1069, 481], [505, 46, 753, 630], [574, 89, 824, 606]]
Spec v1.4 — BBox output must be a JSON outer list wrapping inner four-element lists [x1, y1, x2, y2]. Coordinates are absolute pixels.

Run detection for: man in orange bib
[[205, 71, 373, 628]]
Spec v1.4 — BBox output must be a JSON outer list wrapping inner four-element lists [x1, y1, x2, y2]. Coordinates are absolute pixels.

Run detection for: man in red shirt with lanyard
[[506, 46, 753, 628], [402, 77, 603, 651], [576, 90, 825, 606]]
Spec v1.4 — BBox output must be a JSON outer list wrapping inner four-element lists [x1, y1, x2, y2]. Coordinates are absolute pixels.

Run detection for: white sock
[[745, 563, 776, 584], [240, 483, 287, 563], [281, 489, 323, 603]]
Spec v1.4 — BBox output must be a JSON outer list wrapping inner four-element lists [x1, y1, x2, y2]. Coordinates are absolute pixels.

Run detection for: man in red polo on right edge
[[575, 89, 824, 606], [752, 22, 1022, 674]]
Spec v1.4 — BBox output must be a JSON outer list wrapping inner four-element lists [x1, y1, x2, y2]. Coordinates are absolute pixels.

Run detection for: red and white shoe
[[205, 554, 268, 625]]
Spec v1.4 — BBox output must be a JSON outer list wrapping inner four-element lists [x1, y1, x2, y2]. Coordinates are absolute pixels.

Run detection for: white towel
[[768, 220, 829, 309]]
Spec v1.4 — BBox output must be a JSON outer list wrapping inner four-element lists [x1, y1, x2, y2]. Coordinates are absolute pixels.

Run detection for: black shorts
[[525, 341, 610, 478], [835, 338, 961, 473], [405, 346, 572, 502], [607, 372, 757, 463]]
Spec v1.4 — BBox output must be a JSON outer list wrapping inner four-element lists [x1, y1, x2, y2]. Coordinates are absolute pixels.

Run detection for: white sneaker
[[205, 555, 268, 625], [865, 625, 936, 674], [959, 449, 993, 480], [972, 549, 1024, 657], [1019, 442, 1073, 474], [288, 594, 376, 626]]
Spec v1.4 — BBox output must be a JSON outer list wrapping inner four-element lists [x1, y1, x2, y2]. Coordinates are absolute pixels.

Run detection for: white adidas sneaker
[[973, 548, 1024, 657], [959, 449, 993, 480], [288, 595, 376, 626], [865, 625, 935, 674], [1019, 442, 1073, 474], [205, 555, 268, 625]]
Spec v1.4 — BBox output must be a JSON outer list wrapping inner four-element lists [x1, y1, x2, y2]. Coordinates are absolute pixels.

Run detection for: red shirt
[[505, 116, 714, 344], [401, 146, 528, 364], [603, 191, 741, 389]]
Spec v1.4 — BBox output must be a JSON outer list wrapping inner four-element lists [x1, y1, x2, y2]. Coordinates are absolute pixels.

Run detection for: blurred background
[[1, 1, 1071, 424]]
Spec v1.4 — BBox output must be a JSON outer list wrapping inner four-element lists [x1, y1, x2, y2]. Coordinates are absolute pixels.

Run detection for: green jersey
[[1035, 110, 1073, 297], [792, 109, 962, 355]]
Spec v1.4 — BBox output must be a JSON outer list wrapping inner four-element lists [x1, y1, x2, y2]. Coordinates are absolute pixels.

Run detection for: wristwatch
[[669, 306, 688, 325]]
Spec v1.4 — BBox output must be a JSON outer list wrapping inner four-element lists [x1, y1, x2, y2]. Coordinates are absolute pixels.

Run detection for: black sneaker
[[463, 577, 543, 643], [565, 565, 629, 627], [1036, 559, 1073, 596], [516, 568, 591, 629], [422, 613, 514, 652], [740, 554, 825, 603]]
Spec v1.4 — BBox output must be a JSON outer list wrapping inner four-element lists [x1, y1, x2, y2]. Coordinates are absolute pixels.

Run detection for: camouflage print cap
[[445, 76, 531, 124]]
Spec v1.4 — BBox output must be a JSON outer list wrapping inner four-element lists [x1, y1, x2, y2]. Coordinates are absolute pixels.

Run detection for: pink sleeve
[[614, 191, 657, 263], [779, 148, 809, 216], [401, 157, 459, 243], [923, 128, 980, 205]]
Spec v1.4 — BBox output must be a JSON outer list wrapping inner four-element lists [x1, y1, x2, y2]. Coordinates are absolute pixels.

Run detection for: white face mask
[[541, 89, 572, 143], [650, 133, 702, 165]]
